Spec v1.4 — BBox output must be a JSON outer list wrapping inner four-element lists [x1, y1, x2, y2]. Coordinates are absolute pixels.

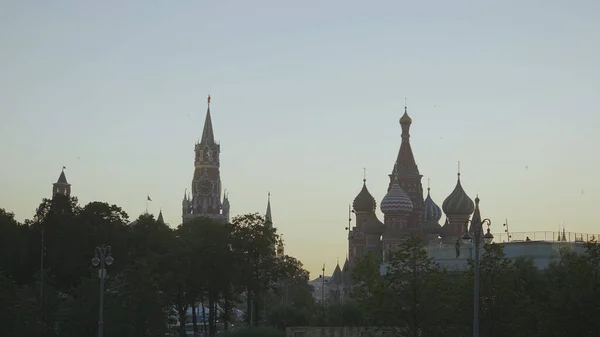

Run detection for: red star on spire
[[207, 95, 211, 105]]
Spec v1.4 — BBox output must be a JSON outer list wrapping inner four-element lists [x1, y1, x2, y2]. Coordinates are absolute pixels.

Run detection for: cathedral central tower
[[182, 95, 230, 224], [388, 106, 425, 230]]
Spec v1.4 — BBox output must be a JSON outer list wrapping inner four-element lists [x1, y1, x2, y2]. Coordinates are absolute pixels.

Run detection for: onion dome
[[424, 220, 442, 235], [399, 107, 412, 125], [424, 187, 442, 222], [380, 177, 413, 214], [353, 179, 377, 212], [442, 173, 475, 215]]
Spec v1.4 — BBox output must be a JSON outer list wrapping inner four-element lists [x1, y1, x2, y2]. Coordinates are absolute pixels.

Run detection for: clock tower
[[182, 95, 229, 224]]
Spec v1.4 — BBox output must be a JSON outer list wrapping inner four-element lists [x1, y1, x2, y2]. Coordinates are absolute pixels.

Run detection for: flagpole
[[146, 194, 149, 214]]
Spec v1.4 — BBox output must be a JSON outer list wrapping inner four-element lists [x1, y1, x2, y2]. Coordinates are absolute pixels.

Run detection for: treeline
[[324, 236, 600, 337], [0, 194, 316, 337]]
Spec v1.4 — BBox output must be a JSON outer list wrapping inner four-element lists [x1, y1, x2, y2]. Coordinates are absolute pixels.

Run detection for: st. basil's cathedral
[[346, 105, 478, 268]]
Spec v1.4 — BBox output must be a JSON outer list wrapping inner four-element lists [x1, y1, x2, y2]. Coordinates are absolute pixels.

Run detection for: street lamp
[[462, 217, 493, 337], [92, 245, 114, 337]]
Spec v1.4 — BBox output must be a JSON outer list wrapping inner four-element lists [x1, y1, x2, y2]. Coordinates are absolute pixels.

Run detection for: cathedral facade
[[182, 96, 230, 224], [349, 105, 477, 266]]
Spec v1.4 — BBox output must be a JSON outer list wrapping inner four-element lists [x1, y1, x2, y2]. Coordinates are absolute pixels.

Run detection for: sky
[[1, 0, 599, 278]]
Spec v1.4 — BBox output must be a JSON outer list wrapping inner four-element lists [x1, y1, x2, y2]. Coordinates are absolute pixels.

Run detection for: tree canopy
[[0, 197, 313, 337], [345, 235, 600, 337]]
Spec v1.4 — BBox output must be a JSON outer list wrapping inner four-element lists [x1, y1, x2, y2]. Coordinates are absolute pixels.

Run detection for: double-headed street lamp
[[462, 217, 493, 337], [92, 245, 114, 337]]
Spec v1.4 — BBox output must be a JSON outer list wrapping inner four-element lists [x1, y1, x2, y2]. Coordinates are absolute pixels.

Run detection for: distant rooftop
[[493, 231, 598, 244]]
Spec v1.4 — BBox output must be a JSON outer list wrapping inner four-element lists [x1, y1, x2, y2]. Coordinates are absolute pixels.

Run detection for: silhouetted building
[[182, 96, 229, 224], [52, 167, 71, 198], [348, 104, 476, 267]]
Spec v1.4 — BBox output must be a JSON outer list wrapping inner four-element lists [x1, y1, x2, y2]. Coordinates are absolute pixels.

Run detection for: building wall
[[379, 241, 588, 274]]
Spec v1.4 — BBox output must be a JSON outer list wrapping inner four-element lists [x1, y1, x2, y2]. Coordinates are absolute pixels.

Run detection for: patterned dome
[[424, 187, 442, 222], [442, 174, 475, 215], [380, 177, 413, 214], [353, 180, 376, 212]]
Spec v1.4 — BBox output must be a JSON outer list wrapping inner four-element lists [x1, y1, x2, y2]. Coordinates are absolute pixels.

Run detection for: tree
[[105, 259, 169, 337], [540, 243, 600, 337], [351, 251, 394, 326], [266, 256, 316, 328], [0, 209, 31, 285], [229, 214, 278, 327]]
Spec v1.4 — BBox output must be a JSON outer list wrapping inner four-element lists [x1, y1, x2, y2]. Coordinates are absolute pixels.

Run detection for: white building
[[380, 231, 596, 274]]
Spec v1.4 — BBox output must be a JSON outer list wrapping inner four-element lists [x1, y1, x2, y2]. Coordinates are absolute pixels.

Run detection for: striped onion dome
[[424, 187, 442, 222], [442, 173, 475, 215], [380, 177, 413, 214], [353, 179, 376, 212]]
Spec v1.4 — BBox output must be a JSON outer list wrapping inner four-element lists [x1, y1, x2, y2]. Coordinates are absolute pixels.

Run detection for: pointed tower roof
[[222, 190, 230, 211], [331, 261, 343, 285], [157, 210, 165, 224], [56, 166, 69, 184], [265, 192, 272, 224], [201, 95, 215, 144], [394, 105, 420, 177], [468, 195, 482, 236]]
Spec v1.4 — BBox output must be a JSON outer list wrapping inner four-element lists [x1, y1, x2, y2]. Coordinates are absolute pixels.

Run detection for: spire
[[331, 262, 343, 285], [394, 103, 419, 177], [201, 95, 215, 144], [157, 210, 165, 224], [57, 166, 68, 184], [265, 192, 273, 224], [468, 195, 481, 236], [52, 166, 71, 197]]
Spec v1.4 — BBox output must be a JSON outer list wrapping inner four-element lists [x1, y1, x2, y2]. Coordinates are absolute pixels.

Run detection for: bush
[[218, 327, 285, 337]]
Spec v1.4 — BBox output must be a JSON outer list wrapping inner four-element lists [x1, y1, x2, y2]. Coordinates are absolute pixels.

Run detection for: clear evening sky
[[1, 0, 599, 278]]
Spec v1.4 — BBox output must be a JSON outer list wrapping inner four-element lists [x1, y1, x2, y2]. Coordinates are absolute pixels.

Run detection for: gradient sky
[[2, 0, 599, 278]]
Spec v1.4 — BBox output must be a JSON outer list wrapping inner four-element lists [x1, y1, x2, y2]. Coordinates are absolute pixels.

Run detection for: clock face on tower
[[196, 179, 214, 195]]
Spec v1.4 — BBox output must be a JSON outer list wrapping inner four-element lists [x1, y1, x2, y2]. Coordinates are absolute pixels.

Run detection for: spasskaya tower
[[182, 95, 230, 224]]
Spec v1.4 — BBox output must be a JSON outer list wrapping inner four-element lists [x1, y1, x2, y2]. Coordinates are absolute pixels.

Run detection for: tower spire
[[265, 192, 273, 224], [394, 100, 419, 177], [201, 95, 215, 144], [52, 166, 71, 197]]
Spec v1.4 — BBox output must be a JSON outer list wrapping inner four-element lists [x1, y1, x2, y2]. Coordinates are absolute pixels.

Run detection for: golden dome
[[399, 107, 412, 125]]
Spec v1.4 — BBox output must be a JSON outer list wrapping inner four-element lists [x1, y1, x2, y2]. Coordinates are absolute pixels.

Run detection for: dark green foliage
[[350, 237, 600, 337], [0, 200, 312, 337]]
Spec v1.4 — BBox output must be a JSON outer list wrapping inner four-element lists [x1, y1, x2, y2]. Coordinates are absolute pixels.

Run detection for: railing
[[492, 231, 599, 244]]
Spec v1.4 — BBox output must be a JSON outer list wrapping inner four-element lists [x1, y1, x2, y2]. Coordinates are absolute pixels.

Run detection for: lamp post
[[461, 219, 493, 337], [91, 245, 114, 337]]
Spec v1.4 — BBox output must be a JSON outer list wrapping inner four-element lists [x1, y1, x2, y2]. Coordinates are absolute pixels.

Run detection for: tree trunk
[[192, 302, 198, 335], [246, 287, 252, 326], [177, 304, 188, 337], [222, 286, 231, 331], [208, 289, 217, 337], [201, 294, 207, 336]]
